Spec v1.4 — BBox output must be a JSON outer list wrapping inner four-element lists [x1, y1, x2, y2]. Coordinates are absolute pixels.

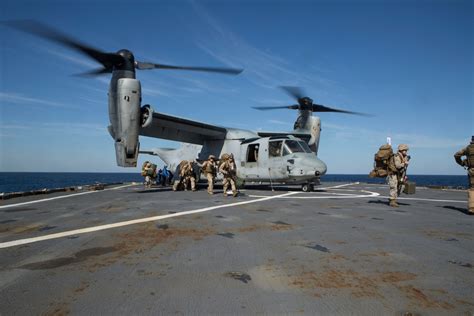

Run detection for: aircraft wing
[[140, 112, 227, 144]]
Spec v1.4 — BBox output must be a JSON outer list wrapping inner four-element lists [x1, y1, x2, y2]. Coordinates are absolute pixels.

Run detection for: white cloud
[[0, 121, 106, 137], [77, 96, 105, 106], [267, 119, 288, 125], [191, 2, 321, 90], [39, 122, 105, 135], [0, 92, 77, 109], [0, 124, 31, 130], [42, 47, 98, 69], [142, 87, 172, 97]]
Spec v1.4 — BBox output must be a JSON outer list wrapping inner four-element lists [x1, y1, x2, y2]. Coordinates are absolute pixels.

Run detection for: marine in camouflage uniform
[[454, 136, 474, 214], [388, 144, 410, 207], [143, 162, 156, 188], [202, 155, 217, 194], [181, 161, 196, 191], [172, 161, 187, 191], [219, 154, 238, 197]]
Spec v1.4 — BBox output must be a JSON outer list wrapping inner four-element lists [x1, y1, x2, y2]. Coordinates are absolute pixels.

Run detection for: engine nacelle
[[293, 113, 321, 156], [306, 116, 321, 155], [108, 78, 141, 167]]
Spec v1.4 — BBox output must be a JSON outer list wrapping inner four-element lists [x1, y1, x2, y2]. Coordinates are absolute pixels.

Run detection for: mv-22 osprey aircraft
[[5, 21, 366, 191], [140, 86, 366, 191]]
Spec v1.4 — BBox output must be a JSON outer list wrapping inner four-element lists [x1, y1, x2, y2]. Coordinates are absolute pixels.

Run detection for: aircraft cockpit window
[[247, 144, 259, 162], [298, 141, 312, 153], [269, 141, 283, 157], [284, 140, 305, 153]]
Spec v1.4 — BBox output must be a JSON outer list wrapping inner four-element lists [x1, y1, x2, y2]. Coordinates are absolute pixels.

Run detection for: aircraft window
[[285, 140, 305, 153], [298, 141, 312, 153], [247, 144, 259, 162], [282, 146, 291, 156], [269, 141, 283, 157]]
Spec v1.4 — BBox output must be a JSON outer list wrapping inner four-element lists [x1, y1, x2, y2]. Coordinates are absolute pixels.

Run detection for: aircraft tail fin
[[140, 143, 202, 171]]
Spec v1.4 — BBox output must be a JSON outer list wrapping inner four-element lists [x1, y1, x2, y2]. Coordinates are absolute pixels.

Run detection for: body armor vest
[[467, 144, 474, 168], [204, 162, 214, 173]]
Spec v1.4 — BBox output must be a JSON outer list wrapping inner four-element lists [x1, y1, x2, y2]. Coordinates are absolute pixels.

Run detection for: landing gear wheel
[[301, 183, 314, 192]]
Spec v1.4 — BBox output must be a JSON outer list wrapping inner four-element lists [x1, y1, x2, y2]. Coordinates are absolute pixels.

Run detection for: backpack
[[218, 154, 230, 170], [369, 144, 394, 178], [141, 161, 149, 176], [146, 164, 157, 177]]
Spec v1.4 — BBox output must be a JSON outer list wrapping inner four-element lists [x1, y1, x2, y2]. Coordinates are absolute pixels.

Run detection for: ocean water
[[0, 172, 143, 194], [0, 172, 468, 194]]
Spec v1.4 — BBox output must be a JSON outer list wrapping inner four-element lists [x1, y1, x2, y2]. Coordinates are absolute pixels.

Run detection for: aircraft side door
[[239, 142, 262, 180], [268, 140, 288, 180]]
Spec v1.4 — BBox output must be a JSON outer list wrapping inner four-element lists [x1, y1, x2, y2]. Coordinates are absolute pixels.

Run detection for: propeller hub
[[117, 49, 134, 63], [115, 49, 135, 72], [298, 97, 313, 110]]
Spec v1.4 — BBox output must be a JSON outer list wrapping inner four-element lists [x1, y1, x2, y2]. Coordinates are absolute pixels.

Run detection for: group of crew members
[[141, 153, 238, 197], [380, 136, 473, 213], [141, 162, 173, 188], [141, 135, 474, 211]]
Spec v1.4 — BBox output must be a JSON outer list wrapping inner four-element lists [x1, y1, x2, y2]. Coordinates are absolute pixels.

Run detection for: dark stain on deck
[[305, 243, 330, 253], [19, 247, 118, 270], [4, 207, 38, 213]]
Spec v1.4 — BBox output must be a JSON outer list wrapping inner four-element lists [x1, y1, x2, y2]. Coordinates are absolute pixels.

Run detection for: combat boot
[[389, 199, 399, 207], [469, 189, 474, 214], [232, 191, 238, 197]]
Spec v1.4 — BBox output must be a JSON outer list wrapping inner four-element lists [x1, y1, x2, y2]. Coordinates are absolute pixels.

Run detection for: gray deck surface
[[0, 182, 473, 315]]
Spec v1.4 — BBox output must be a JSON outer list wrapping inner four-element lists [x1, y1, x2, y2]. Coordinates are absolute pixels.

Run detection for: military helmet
[[398, 144, 409, 151], [208, 155, 216, 160], [221, 153, 230, 161]]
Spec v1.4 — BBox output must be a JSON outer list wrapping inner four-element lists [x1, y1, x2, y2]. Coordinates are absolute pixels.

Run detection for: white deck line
[[0, 191, 299, 249], [0, 184, 137, 210]]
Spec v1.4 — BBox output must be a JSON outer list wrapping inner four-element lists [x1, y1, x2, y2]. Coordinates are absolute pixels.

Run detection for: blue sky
[[0, 0, 472, 174]]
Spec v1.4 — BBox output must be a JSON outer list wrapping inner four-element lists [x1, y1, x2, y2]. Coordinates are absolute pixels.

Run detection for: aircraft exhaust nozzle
[[141, 104, 154, 128]]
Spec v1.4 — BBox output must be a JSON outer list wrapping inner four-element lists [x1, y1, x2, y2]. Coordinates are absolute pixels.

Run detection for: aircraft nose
[[314, 158, 327, 176], [299, 156, 327, 177]]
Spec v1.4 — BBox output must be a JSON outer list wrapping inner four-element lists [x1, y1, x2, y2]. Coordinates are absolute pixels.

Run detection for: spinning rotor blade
[[256, 85, 372, 116], [280, 86, 305, 100], [74, 67, 113, 77], [312, 103, 369, 116], [135, 61, 243, 75], [2, 20, 124, 70], [252, 105, 300, 111]]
